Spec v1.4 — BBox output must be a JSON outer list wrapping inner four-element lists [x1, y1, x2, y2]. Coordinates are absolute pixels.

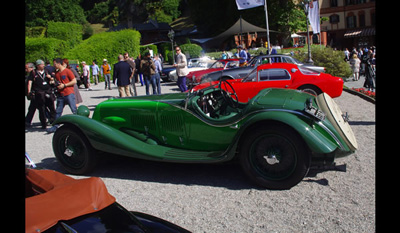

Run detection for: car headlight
[[77, 105, 90, 117]]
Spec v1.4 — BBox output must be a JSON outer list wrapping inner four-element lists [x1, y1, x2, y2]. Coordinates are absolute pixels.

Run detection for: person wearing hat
[[101, 59, 112, 90], [26, 59, 56, 129]]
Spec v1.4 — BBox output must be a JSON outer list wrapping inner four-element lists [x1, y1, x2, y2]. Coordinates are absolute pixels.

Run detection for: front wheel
[[239, 125, 310, 190], [52, 125, 97, 175]]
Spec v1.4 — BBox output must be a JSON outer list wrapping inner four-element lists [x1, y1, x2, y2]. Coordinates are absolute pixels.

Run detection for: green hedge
[[179, 43, 202, 58], [65, 29, 141, 81], [292, 45, 352, 78], [46, 21, 83, 49], [25, 26, 47, 38], [25, 37, 68, 63], [140, 44, 158, 57]]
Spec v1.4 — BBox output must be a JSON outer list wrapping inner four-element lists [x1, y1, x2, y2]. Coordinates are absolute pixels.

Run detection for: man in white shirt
[[172, 46, 189, 92], [82, 61, 92, 90]]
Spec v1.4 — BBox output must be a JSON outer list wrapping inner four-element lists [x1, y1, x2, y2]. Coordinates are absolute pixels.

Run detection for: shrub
[[179, 43, 203, 58], [158, 42, 173, 63], [25, 26, 47, 38], [140, 44, 158, 57], [292, 45, 352, 78], [65, 29, 141, 81], [25, 37, 68, 63], [46, 21, 83, 49]]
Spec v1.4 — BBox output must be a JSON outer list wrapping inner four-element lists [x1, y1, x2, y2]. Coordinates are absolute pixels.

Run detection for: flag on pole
[[307, 0, 320, 34], [235, 0, 264, 10]]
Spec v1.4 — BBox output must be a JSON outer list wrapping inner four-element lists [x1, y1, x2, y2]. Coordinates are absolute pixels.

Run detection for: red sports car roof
[[25, 169, 116, 233]]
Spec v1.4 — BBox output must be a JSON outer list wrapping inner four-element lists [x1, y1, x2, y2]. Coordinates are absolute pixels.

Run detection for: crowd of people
[[344, 46, 376, 92], [25, 48, 177, 132], [25, 44, 376, 131]]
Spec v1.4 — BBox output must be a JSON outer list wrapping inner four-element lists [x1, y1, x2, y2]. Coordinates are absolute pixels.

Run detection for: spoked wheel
[[239, 125, 310, 190], [52, 125, 97, 174]]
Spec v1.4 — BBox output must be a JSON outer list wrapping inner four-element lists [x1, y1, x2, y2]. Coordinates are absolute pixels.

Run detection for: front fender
[[53, 115, 224, 163], [53, 115, 167, 160], [236, 111, 339, 154]]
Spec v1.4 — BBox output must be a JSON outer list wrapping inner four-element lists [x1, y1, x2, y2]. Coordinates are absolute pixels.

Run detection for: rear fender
[[236, 111, 339, 154]]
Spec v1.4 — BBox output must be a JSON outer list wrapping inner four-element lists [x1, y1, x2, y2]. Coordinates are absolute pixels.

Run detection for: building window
[[358, 11, 365, 27], [346, 15, 357, 28], [330, 14, 340, 24], [330, 0, 338, 7], [370, 10, 375, 26]]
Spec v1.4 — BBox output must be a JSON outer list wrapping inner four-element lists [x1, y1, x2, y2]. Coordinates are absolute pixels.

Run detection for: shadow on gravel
[[349, 121, 375, 126], [34, 153, 339, 190], [89, 154, 258, 190], [91, 95, 115, 99]]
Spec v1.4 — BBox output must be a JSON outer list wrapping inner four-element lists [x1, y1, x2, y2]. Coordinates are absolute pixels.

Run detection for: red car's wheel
[[298, 85, 322, 96]]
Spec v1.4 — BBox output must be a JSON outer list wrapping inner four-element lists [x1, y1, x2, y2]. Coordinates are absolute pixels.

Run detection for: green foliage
[[293, 45, 352, 78], [25, 26, 47, 38], [65, 29, 141, 70], [140, 44, 158, 57], [158, 42, 172, 61], [87, 1, 111, 24], [179, 43, 203, 58], [25, 37, 67, 63], [25, 0, 87, 27], [46, 21, 83, 49], [144, 0, 181, 23]]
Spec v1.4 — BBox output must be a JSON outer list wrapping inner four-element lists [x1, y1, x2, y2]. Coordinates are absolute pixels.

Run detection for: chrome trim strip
[[316, 121, 346, 151]]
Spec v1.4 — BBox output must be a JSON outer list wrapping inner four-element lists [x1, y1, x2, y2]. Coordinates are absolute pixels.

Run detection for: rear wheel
[[239, 125, 310, 190], [52, 125, 97, 174], [298, 85, 322, 96]]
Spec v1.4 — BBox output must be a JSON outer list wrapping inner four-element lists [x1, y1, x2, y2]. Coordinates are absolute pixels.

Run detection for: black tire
[[298, 85, 322, 96], [52, 125, 97, 175], [239, 124, 310, 190]]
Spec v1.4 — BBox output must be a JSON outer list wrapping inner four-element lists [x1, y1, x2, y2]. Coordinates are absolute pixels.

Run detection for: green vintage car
[[52, 82, 357, 190]]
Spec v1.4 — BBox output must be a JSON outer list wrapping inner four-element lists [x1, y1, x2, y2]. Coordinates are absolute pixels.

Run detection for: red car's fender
[[187, 59, 240, 84], [290, 71, 344, 98]]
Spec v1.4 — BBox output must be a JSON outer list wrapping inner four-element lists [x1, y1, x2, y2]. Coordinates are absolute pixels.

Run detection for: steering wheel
[[219, 79, 239, 108]]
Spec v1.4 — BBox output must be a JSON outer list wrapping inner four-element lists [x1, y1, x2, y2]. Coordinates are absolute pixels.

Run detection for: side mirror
[[291, 68, 297, 73]]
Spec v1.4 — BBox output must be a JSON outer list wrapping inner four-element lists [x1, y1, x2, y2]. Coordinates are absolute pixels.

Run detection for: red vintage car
[[192, 63, 343, 103], [187, 59, 240, 88]]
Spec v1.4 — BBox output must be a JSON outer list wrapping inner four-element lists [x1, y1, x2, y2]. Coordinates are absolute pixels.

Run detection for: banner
[[235, 0, 264, 10], [307, 0, 320, 34]]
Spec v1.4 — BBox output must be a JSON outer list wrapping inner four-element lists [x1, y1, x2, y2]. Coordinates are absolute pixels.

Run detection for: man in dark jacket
[[140, 52, 156, 95], [113, 54, 132, 97]]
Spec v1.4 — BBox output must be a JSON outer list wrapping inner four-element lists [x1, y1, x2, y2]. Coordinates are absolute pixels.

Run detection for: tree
[[113, 0, 181, 24], [187, 0, 306, 46], [25, 0, 87, 27]]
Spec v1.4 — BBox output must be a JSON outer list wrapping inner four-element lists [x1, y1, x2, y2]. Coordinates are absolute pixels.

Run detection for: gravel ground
[[25, 81, 375, 232]]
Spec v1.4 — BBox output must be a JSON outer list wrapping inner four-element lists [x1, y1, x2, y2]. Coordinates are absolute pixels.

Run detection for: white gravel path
[[25, 82, 375, 232]]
